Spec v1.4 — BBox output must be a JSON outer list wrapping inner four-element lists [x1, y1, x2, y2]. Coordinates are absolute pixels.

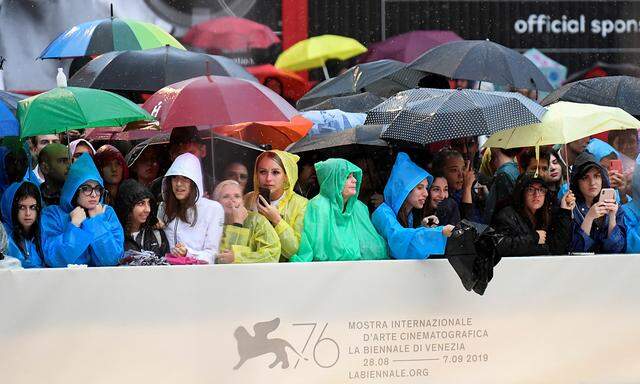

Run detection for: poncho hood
[[383, 152, 433, 215], [315, 158, 362, 215], [60, 153, 104, 213], [163, 153, 204, 202]]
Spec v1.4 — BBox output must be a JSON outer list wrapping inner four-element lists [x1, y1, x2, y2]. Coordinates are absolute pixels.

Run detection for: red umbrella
[[360, 30, 463, 63], [142, 75, 298, 131], [246, 64, 310, 101], [182, 16, 280, 53], [212, 115, 312, 150]]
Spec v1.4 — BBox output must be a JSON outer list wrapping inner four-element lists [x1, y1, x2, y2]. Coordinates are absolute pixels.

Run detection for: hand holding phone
[[609, 159, 623, 174], [258, 187, 271, 205]]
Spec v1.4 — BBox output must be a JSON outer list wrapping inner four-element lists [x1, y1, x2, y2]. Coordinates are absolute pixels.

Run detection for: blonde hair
[[213, 179, 241, 202]]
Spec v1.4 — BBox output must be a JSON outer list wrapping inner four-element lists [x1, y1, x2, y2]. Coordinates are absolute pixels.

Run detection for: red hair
[[94, 144, 129, 181]]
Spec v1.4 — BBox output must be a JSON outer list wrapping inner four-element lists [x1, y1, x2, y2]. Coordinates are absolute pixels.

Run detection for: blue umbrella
[[0, 90, 25, 115], [0, 102, 19, 136]]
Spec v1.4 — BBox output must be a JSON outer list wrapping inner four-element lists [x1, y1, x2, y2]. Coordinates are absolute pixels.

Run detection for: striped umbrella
[[39, 16, 184, 59]]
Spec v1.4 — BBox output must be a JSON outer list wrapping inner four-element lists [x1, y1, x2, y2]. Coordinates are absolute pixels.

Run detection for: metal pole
[[381, 0, 386, 41]]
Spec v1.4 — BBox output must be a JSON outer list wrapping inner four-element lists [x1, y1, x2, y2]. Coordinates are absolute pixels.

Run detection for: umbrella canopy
[[0, 90, 26, 115], [541, 76, 640, 116], [182, 16, 280, 53], [484, 101, 640, 149], [246, 64, 309, 101], [300, 92, 386, 113], [287, 124, 387, 155], [275, 34, 367, 78], [212, 115, 313, 150], [143, 75, 298, 132], [296, 60, 424, 110], [301, 109, 367, 136], [39, 18, 185, 59], [360, 30, 463, 63], [565, 62, 640, 83], [68, 46, 257, 93], [523, 48, 567, 90], [409, 40, 553, 91], [366, 88, 546, 145], [18, 86, 154, 138], [0, 102, 18, 136]]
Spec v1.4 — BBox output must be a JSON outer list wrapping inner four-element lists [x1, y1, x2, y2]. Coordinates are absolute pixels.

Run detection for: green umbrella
[[18, 87, 154, 139]]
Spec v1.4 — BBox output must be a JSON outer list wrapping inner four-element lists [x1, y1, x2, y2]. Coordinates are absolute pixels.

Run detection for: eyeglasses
[[525, 186, 547, 196], [78, 184, 104, 197]]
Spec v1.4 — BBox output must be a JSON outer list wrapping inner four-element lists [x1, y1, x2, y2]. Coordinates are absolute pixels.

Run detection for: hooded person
[[244, 150, 308, 260], [94, 144, 129, 206], [115, 179, 169, 259], [586, 138, 629, 203], [1, 181, 45, 268], [569, 152, 626, 254], [68, 139, 96, 162], [493, 173, 574, 257], [38, 143, 70, 206], [371, 153, 451, 260], [0, 223, 20, 269], [41, 153, 124, 267], [213, 180, 281, 264], [291, 158, 388, 262], [0, 145, 29, 198], [622, 155, 640, 252], [158, 153, 224, 264]]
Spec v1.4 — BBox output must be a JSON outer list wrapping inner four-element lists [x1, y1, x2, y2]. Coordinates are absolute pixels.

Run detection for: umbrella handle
[[321, 64, 330, 81]]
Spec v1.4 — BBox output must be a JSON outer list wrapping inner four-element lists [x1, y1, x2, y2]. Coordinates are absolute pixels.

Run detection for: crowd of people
[[1, 123, 639, 269]]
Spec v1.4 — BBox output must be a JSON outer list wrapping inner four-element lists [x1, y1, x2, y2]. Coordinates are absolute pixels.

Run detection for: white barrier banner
[[1, 256, 640, 383]]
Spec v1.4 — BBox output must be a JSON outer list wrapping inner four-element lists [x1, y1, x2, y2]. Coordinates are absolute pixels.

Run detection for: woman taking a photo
[[213, 180, 280, 264], [158, 153, 224, 264], [372, 153, 452, 260], [1, 181, 45, 268], [244, 150, 307, 261]]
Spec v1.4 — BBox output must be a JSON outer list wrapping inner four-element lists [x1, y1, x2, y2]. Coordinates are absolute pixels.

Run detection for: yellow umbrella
[[275, 34, 367, 79], [484, 101, 640, 149], [484, 101, 640, 182]]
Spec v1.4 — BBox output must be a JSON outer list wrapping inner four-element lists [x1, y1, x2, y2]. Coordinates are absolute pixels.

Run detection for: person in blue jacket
[[41, 153, 124, 267], [622, 155, 640, 252], [1, 181, 45, 268], [570, 152, 626, 254], [372, 152, 453, 260]]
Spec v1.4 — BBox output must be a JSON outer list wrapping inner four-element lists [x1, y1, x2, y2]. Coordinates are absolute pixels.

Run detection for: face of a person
[[76, 180, 102, 210], [72, 144, 92, 162], [525, 158, 550, 181], [172, 142, 206, 161], [17, 196, 38, 231], [34, 135, 59, 155], [429, 177, 449, 209], [548, 154, 562, 182], [49, 154, 70, 183], [444, 156, 465, 191], [341, 173, 357, 201], [578, 167, 603, 201], [223, 163, 249, 191], [407, 178, 429, 210], [134, 149, 160, 183], [131, 198, 151, 227], [613, 132, 638, 159], [524, 182, 547, 212], [218, 184, 244, 213], [171, 175, 192, 202], [451, 138, 478, 161], [568, 137, 590, 154], [298, 164, 318, 186], [102, 159, 123, 185], [257, 157, 286, 197]]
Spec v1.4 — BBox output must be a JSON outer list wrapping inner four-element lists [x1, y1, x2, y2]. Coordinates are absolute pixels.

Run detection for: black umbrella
[[409, 40, 553, 91], [68, 46, 258, 93], [296, 59, 425, 110], [287, 124, 388, 156], [366, 88, 546, 145], [300, 92, 386, 113], [564, 62, 640, 83], [0, 90, 26, 115], [541, 76, 640, 116]]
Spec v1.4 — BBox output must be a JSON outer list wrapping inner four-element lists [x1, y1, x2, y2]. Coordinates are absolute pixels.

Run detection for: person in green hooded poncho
[[291, 158, 388, 262]]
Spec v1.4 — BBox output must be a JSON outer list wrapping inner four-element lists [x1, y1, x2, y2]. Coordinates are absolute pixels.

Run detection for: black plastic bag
[[445, 220, 501, 295]]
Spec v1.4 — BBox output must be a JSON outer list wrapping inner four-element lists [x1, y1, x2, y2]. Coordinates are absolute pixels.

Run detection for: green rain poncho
[[291, 158, 389, 262], [220, 211, 281, 263]]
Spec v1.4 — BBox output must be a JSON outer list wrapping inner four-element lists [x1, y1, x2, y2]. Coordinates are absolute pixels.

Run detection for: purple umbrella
[[360, 30, 463, 63]]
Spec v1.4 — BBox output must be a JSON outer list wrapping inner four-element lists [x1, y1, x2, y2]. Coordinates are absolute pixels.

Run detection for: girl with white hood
[[158, 153, 224, 264]]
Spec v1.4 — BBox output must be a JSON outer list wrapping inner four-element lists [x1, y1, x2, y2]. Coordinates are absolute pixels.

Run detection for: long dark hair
[[513, 173, 551, 231], [11, 182, 44, 260], [163, 176, 198, 227]]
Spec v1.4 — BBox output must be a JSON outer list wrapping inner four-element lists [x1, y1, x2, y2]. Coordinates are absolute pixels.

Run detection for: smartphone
[[258, 187, 271, 205], [600, 188, 615, 202], [609, 159, 623, 174]]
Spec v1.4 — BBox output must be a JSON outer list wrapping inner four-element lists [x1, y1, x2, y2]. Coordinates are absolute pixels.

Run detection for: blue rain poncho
[[41, 153, 124, 267], [371, 152, 447, 259], [623, 155, 640, 252]]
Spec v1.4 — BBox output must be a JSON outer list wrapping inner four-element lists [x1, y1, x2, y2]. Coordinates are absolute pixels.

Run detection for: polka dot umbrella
[[365, 88, 546, 145]]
